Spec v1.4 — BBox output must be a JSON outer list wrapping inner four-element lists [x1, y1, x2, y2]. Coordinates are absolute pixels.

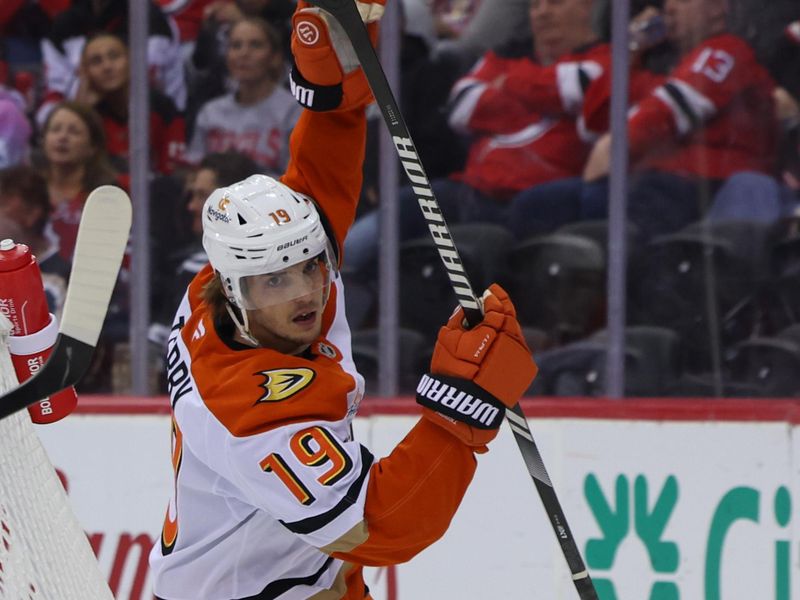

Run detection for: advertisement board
[[34, 397, 800, 599]]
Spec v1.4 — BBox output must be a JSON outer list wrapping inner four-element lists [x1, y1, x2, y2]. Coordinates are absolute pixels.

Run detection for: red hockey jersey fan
[[448, 43, 611, 200], [583, 33, 779, 179]]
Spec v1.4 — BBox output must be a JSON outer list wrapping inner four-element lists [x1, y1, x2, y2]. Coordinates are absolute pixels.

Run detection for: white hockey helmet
[[202, 174, 337, 313]]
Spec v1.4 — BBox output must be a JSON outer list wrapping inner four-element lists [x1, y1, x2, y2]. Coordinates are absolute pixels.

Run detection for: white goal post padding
[[0, 314, 113, 600]]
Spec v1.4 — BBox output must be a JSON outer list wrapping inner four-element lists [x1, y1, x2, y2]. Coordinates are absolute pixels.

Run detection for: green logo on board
[[583, 475, 793, 599]]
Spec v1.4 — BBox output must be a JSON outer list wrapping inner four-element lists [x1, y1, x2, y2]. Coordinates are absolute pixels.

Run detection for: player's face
[[187, 168, 219, 236], [82, 35, 129, 94], [226, 21, 279, 84], [529, 0, 596, 65], [43, 108, 94, 168], [244, 258, 328, 354]]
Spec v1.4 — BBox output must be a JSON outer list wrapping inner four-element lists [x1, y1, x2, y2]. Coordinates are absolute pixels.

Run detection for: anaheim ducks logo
[[256, 368, 315, 402]]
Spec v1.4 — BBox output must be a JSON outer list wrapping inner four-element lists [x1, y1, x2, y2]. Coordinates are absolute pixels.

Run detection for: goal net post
[[0, 313, 113, 600]]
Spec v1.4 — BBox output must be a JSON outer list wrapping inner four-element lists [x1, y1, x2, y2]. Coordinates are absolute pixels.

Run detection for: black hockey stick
[[303, 1, 599, 598], [0, 186, 132, 421]]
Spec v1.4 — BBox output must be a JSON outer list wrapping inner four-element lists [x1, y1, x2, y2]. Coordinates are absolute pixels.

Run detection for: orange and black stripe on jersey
[[280, 445, 373, 535]]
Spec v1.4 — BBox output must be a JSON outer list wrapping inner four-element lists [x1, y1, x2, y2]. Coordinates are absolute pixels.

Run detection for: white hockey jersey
[[149, 104, 479, 600], [149, 270, 373, 600]]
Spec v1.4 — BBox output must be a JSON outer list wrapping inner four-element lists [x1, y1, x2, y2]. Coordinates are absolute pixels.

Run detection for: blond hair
[[200, 272, 230, 321]]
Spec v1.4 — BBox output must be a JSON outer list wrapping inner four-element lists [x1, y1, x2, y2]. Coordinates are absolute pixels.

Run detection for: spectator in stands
[[181, 151, 261, 274], [76, 32, 186, 175], [0, 1, 61, 72], [345, 0, 609, 276], [37, 99, 131, 393], [0, 165, 70, 315], [705, 19, 800, 224], [156, 0, 218, 54], [588, 0, 779, 234], [185, 17, 300, 173], [37, 100, 119, 263], [186, 0, 295, 132], [431, 0, 533, 71], [0, 93, 31, 168], [524, 0, 780, 243], [37, 0, 186, 126]]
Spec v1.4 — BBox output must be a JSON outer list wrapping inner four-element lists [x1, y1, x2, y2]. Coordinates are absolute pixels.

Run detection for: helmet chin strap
[[225, 302, 260, 347]]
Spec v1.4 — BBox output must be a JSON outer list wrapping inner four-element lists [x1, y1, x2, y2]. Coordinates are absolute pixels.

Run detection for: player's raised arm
[[280, 0, 384, 254], [318, 284, 537, 565]]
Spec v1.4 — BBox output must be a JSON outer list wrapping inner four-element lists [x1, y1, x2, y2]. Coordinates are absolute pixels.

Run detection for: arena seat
[[531, 326, 681, 397], [398, 222, 515, 342], [632, 219, 773, 373], [507, 232, 605, 344], [351, 327, 432, 395]]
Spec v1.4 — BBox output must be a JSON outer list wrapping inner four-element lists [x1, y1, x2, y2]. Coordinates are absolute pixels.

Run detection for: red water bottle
[[0, 239, 78, 423]]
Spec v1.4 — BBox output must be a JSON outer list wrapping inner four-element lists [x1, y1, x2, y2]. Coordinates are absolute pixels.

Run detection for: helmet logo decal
[[276, 235, 309, 252], [218, 197, 231, 210], [256, 368, 315, 402], [207, 204, 231, 223]]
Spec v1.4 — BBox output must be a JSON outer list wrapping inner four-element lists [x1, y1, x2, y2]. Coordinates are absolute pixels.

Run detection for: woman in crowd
[[38, 100, 119, 262], [37, 99, 130, 391], [185, 17, 300, 173], [76, 32, 186, 175]]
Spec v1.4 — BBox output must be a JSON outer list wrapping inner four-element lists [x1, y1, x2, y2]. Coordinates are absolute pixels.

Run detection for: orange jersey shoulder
[[182, 266, 355, 438]]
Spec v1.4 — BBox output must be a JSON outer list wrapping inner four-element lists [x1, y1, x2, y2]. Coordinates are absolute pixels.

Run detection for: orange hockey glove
[[417, 284, 538, 450], [289, 0, 384, 111]]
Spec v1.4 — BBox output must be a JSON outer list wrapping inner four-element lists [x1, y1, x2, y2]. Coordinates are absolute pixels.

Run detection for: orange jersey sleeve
[[333, 417, 478, 566], [280, 106, 367, 263]]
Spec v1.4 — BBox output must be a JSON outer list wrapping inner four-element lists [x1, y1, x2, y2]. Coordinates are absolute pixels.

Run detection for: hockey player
[[148, 1, 538, 598]]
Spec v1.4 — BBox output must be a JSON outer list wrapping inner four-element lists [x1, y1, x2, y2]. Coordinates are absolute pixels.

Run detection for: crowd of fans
[[0, 0, 798, 396]]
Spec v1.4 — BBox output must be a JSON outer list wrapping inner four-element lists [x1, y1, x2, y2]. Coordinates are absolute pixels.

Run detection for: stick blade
[[0, 335, 94, 420], [0, 185, 131, 421], [59, 185, 132, 347]]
